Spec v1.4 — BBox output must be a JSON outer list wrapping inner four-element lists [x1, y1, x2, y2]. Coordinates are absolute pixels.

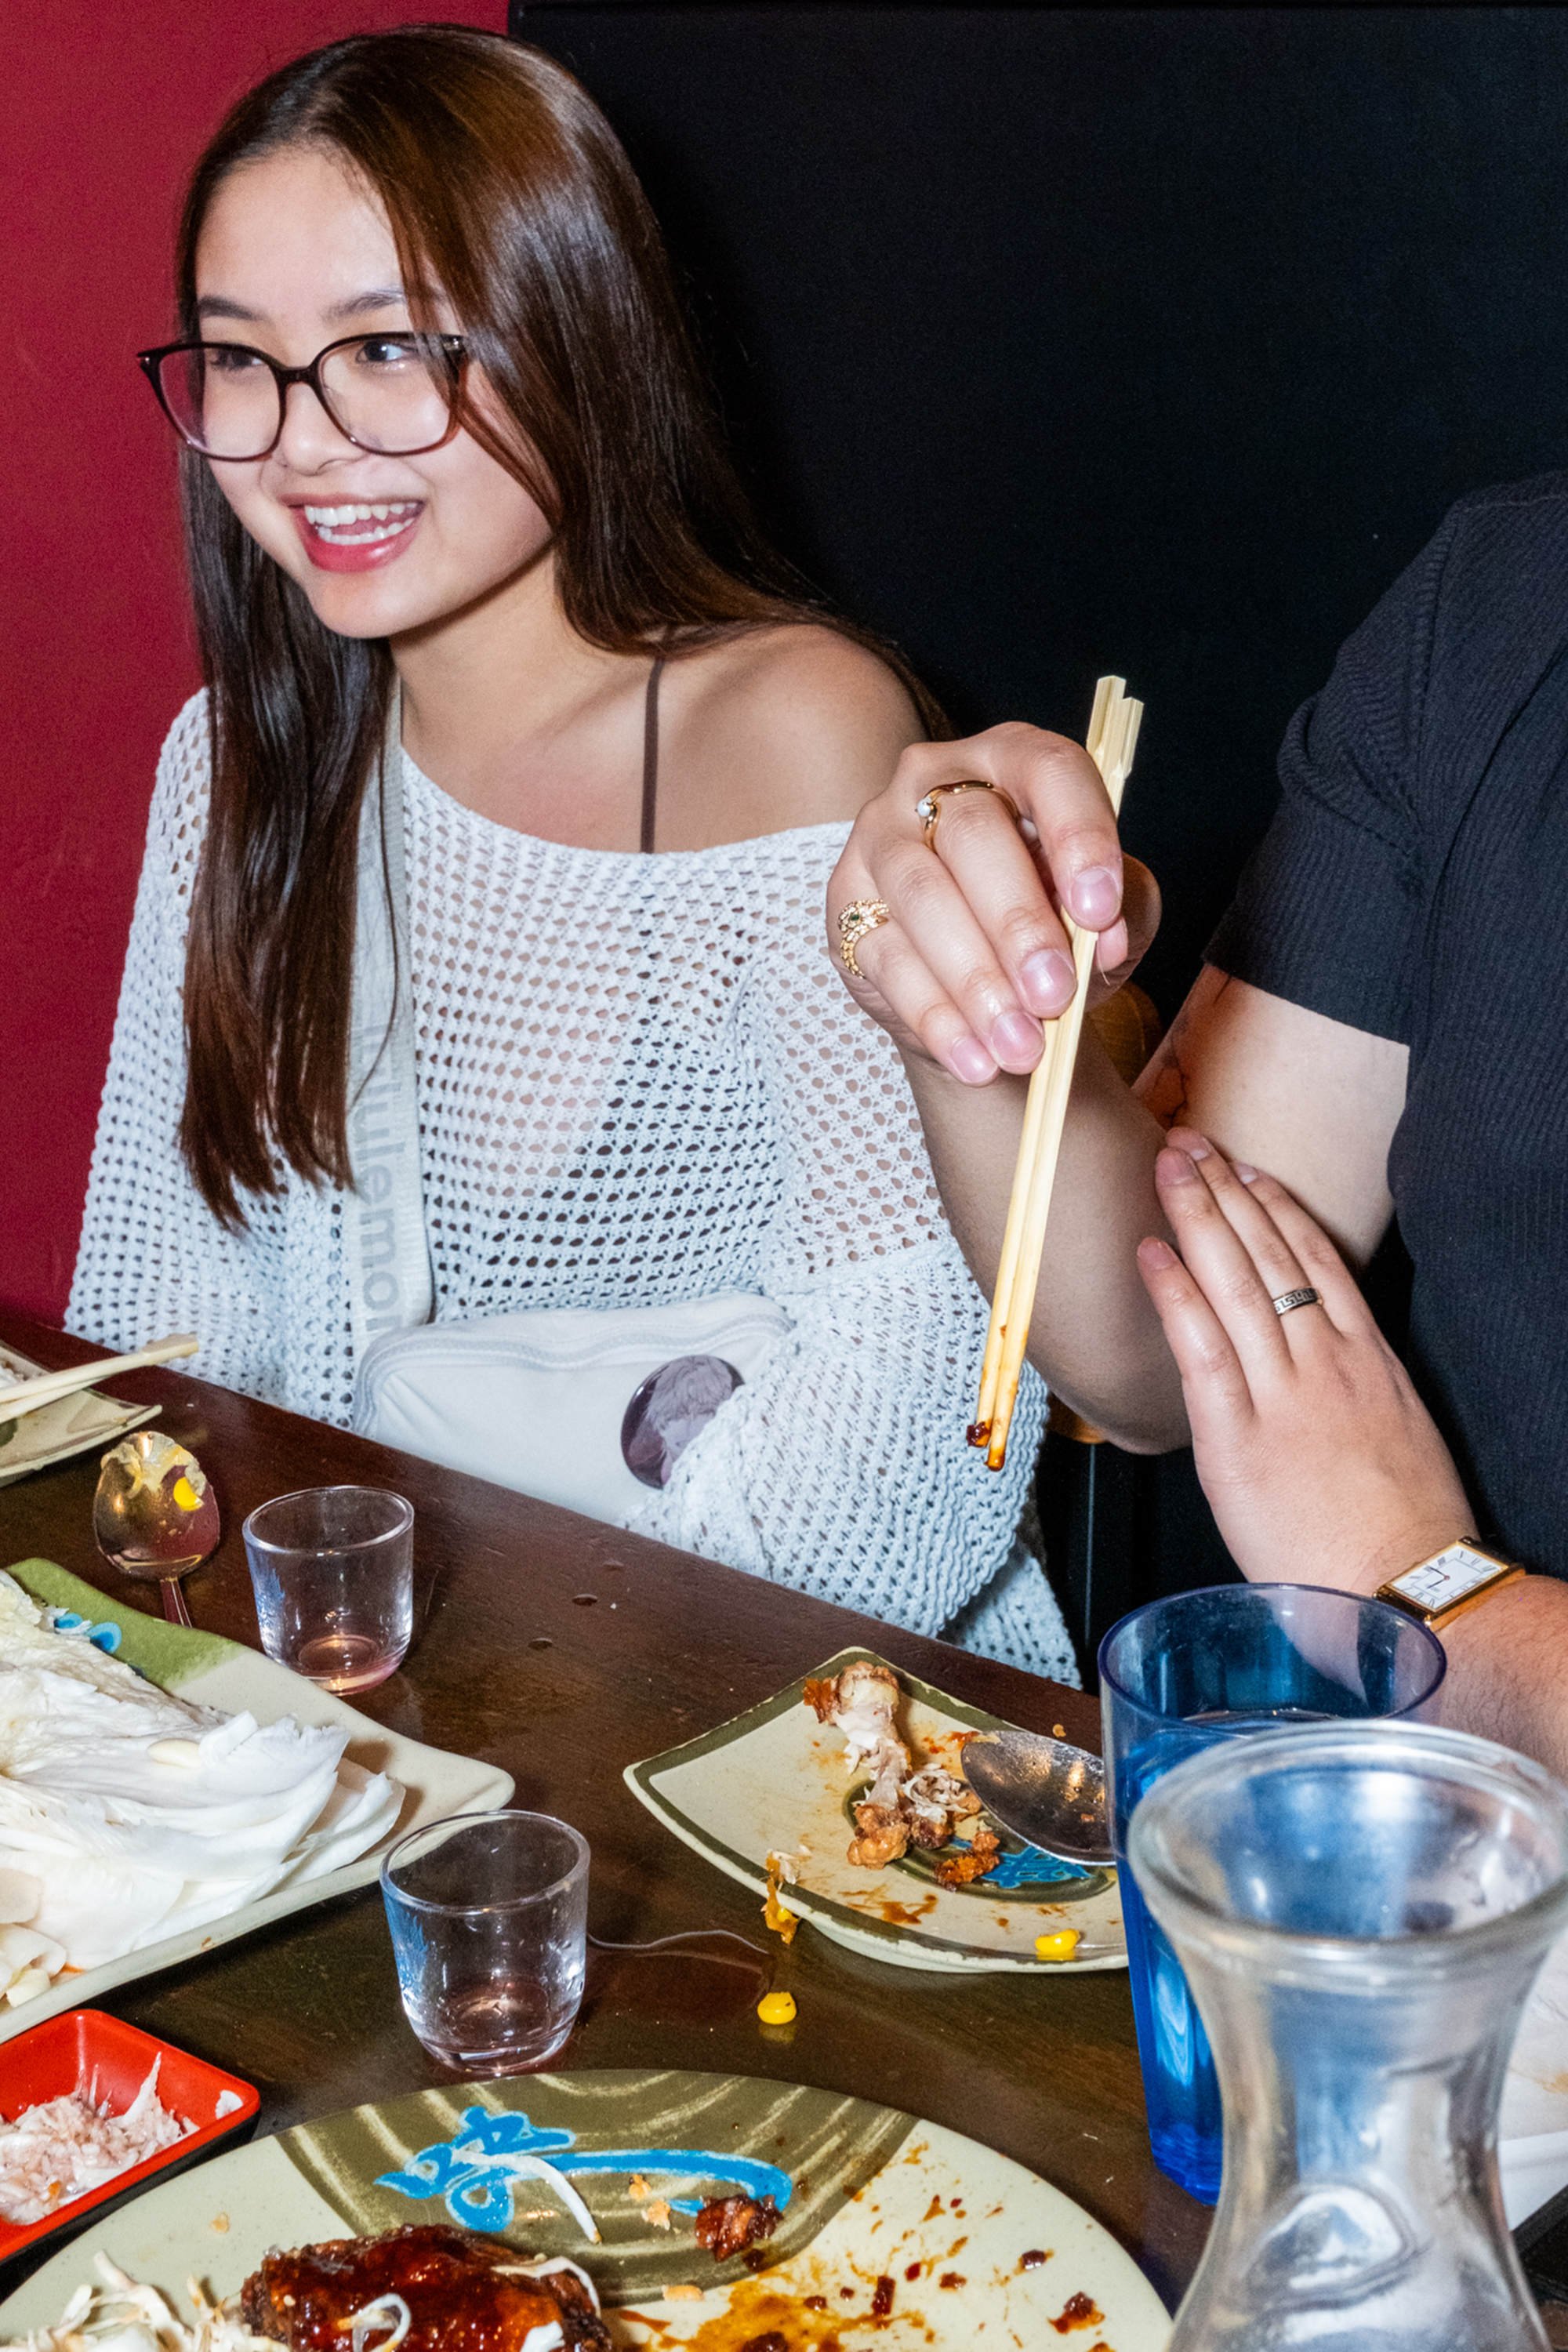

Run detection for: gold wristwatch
[[1374, 1541, 1526, 1633]]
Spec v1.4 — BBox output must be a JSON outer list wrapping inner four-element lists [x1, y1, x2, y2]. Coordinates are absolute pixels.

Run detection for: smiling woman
[[67, 28, 1080, 1680]]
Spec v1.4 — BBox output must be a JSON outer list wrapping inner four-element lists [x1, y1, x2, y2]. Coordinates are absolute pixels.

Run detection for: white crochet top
[[70, 691, 1076, 1681]]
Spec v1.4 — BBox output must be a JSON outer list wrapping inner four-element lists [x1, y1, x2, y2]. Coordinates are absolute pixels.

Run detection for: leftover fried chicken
[[693, 2194, 782, 2262], [807, 1663, 989, 1875], [240, 2224, 611, 2352]]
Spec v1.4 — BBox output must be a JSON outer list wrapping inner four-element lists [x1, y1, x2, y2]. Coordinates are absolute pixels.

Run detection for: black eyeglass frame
[[136, 332, 470, 461]]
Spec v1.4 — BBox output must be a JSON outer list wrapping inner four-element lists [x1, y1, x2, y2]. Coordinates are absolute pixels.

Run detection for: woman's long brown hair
[[175, 26, 946, 1227]]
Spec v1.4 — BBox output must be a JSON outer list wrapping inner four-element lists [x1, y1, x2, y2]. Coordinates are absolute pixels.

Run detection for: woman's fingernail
[[1138, 1238, 1178, 1271], [947, 1034, 998, 1084], [1019, 949, 1076, 1014], [1095, 920, 1130, 973], [1184, 1137, 1210, 1161], [991, 1010, 1043, 1063], [1069, 866, 1121, 927], [1157, 1146, 1197, 1185], [1233, 1162, 1259, 1184]]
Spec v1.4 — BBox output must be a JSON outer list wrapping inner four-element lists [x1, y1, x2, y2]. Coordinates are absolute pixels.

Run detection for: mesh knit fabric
[[70, 691, 1077, 1681]]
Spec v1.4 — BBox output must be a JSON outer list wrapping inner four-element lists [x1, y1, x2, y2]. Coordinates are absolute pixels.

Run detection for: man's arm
[[1136, 965, 1407, 1268], [1139, 1132, 1568, 1781]]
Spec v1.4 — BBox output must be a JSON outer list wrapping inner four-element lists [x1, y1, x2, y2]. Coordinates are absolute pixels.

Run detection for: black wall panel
[[514, 3, 1568, 1011], [510, 4, 1568, 1617]]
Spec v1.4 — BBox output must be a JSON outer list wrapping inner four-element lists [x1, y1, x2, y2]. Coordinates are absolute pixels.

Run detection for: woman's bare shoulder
[[661, 623, 927, 843]]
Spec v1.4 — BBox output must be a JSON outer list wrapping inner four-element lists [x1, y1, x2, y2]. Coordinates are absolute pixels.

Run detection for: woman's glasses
[[137, 332, 468, 461]]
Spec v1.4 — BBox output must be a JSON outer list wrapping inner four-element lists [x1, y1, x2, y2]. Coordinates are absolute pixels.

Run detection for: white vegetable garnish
[[495, 2258, 603, 2352], [0, 1868, 41, 1925], [345, 2295, 408, 2352], [0, 1574, 402, 1980], [451, 2152, 601, 2243], [0, 2255, 276, 2352], [0, 2056, 192, 2225]]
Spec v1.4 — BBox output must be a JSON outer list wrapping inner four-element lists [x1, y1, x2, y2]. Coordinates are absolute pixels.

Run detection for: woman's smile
[[290, 498, 424, 571]]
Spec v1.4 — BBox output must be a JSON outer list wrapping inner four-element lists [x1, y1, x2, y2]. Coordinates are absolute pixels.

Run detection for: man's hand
[[827, 724, 1160, 1084], [1136, 1130, 1473, 1590], [1135, 1130, 1568, 1780]]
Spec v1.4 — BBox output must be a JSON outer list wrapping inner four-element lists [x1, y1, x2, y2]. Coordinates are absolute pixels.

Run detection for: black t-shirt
[[1208, 471, 1568, 1580]]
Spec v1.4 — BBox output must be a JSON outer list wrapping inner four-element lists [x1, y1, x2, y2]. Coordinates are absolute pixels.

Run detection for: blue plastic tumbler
[[1098, 1584, 1446, 2203]]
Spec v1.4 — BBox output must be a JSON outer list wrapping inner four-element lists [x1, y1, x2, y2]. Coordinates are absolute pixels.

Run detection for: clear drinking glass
[[381, 1809, 590, 2074], [242, 1484, 414, 1693], [1099, 1584, 1446, 2201], [1128, 1721, 1568, 2350]]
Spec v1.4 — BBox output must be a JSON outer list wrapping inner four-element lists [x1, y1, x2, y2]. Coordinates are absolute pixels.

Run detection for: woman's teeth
[[303, 501, 420, 546]]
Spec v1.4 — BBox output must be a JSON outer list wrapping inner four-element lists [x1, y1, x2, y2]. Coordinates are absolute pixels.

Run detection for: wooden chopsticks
[[968, 677, 1143, 1471], [0, 1334, 199, 1421]]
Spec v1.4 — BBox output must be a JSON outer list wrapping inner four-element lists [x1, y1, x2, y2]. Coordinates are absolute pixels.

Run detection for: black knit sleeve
[[1206, 517, 1456, 1045]]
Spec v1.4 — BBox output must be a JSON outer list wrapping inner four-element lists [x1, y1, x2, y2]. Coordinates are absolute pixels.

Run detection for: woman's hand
[[1137, 1131, 1475, 1592], [826, 724, 1160, 1084]]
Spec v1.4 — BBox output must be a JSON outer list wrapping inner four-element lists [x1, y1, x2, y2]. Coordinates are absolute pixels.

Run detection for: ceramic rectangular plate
[[0, 1559, 514, 2039], [626, 1648, 1126, 1973], [0, 1348, 158, 1489], [0, 2067, 1171, 2347]]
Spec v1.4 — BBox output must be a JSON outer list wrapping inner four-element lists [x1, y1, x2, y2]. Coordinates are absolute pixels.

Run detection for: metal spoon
[[962, 1728, 1115, 1867], [93, 1431, 220, 1627]]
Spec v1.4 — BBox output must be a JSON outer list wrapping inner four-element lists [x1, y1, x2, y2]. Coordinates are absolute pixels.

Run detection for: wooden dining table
[[0, 1305, 1213, 2315]]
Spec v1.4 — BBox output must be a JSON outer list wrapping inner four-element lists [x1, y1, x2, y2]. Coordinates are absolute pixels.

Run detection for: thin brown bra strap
[[640, 654, 665, 854]]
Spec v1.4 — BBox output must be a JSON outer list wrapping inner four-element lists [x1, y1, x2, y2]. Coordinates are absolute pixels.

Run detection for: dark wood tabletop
[[0, 1306, 1211, 2313]]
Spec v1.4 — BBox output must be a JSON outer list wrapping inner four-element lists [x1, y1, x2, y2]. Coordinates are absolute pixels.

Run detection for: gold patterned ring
[[915, 779, 1022, 851], [838, 898, 892, 978]]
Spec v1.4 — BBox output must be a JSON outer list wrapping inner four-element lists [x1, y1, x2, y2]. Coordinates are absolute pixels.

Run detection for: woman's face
[[193, 143, 552, 642]]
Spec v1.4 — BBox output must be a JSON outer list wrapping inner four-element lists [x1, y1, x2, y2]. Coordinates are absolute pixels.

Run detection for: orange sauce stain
[[879, 1893, 938, 1926], [618, 2265, 937, 2347]]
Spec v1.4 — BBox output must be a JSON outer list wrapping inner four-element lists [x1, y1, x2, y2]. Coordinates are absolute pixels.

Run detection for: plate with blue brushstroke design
[[0, 2069, 1171, 2347], [626, 1650, 1126, 1973]]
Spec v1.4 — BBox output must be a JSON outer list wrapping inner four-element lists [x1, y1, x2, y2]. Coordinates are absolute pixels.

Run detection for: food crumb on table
[[211, 2213, 230, 2233], [1034, 1929, 1081, 1963]]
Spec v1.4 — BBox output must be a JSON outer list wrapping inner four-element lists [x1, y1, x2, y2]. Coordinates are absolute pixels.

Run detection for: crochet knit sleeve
[[67, 694, 292, 1402], [621, 829, 1057, 1658]]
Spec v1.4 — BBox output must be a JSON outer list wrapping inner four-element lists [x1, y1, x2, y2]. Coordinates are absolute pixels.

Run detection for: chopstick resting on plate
[[967, 677, 1143, 1471], [0, 1334, 199, 1421]]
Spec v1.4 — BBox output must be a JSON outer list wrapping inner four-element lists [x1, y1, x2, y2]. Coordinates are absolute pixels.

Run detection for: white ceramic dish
[[0, 2067, 1171, 2348], [626, 1646, 1126, 1974], [0, 1559, 513, 2041]]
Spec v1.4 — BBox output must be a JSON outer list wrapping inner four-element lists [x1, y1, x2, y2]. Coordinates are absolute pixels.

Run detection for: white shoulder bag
[[343, 728, 789, 1522]]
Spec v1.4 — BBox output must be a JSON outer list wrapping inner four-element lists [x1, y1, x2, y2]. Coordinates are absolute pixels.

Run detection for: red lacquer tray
[[0, 2009, 259, 2271]]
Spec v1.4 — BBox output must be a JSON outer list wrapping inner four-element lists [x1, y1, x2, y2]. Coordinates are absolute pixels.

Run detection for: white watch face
[[1390, 1544, 1508, 1612]]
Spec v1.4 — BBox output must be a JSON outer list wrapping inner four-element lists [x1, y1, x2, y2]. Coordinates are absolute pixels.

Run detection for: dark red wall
[[1, 1, 505, 1327]]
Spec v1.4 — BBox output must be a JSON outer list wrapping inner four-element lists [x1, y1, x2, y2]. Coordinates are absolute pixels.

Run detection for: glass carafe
[[1127, 1721, 1568, 2350]]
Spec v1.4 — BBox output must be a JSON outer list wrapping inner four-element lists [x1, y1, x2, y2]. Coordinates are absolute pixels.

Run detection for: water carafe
[[1127, 1721, 1568, 2350]]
